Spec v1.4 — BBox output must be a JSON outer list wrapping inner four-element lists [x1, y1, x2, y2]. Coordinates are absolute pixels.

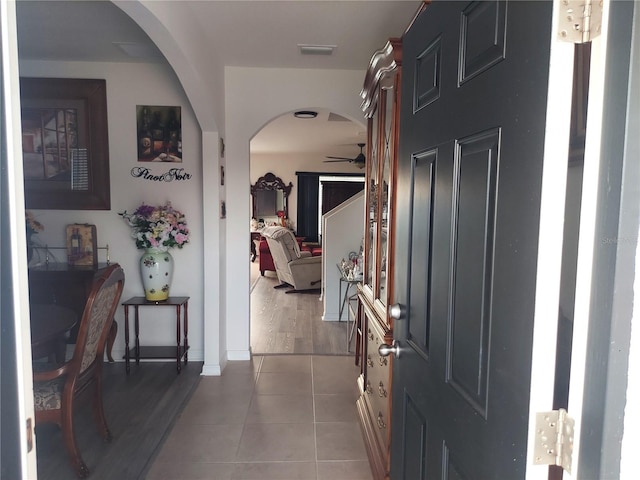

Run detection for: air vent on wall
[[298, 44, 336, 56]]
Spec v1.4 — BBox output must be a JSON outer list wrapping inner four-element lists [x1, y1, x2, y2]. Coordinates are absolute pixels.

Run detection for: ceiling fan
[[324, 143, 366, 168]]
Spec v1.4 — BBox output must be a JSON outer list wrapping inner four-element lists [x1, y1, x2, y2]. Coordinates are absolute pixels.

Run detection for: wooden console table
[[122, 296, 190, 374]]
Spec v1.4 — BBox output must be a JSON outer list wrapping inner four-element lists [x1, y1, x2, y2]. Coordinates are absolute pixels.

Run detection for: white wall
[[20, 60, 205, 362], [225, 66, 366, 359], [322, 192, 365, 322], [250, 151, 363, 228]]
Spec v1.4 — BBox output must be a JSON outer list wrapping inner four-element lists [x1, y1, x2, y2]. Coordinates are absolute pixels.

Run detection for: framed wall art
[[66, 223, 98, 266], [136, 105, 182, 162], [20, 78, 111, 210]]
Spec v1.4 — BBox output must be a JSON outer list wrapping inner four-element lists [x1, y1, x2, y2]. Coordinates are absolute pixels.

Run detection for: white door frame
[[527, 0, 639, 477], [1, 0, 38, 477]]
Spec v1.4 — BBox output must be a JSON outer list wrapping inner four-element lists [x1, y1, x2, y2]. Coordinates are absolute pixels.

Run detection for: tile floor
[[146, 355, 373, 480]]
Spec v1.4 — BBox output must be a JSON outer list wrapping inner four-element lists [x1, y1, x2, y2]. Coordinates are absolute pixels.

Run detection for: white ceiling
[[15, 0, 421, 158]]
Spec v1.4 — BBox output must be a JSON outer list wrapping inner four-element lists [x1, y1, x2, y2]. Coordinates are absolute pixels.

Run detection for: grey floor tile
[[246, 393, 313, 423], [261, 354, 312, 373], [146, 461, 235, 480], [147, 355, 374, 479], [312, 356, 360, 396], [314, 394, 359, 422], [178, 393, 251, 425], [195, 373, 257, 397], [315, 422, 368, 461], [317, 460, 374, 480], [255, 372, 312, 395], [237, 423, 316, 461], [155, 424, 244, 463], [223, 356, 263, 376], [231, 461, 317, 479]]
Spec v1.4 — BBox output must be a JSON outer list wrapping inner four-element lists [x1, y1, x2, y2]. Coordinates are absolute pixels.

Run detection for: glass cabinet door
[[376, 83, 395, 310], [365, 113, 379, 297]]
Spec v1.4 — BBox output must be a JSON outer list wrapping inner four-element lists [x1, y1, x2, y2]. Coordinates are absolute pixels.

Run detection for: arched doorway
[[249, 108, 365, 354]]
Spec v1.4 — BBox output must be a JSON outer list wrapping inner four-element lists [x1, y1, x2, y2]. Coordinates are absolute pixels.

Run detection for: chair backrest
[[261, 226, 301, 261], [71, 264, 125, 375]]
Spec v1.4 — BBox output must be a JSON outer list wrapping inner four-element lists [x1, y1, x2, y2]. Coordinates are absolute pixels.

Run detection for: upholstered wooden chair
[[33, 264, 125, 478]]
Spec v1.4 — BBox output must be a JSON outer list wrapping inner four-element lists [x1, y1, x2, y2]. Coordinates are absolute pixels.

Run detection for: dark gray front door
[[391, 1, 565, 477]]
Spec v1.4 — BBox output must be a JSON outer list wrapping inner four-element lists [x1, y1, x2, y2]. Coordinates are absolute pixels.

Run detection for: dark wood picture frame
[[20, 78, 111, 210], [136, 105, 182, 162]]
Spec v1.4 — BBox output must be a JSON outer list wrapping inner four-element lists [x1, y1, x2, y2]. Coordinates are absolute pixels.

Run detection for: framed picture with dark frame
[[136, 105, 182, 162], [20, 77, 111, 210]]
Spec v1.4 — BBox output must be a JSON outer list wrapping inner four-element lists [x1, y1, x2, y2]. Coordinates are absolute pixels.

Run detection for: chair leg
[[61, 404, 90, 478], [106, 321, 117, 363], [92, 374, 112, 442]]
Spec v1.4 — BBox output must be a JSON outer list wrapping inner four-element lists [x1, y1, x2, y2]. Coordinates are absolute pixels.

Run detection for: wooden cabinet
[[356, 37, 401, 480]]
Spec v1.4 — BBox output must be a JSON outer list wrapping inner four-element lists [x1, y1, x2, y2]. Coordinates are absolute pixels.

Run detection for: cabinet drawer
[[365, 320, 391, 449]]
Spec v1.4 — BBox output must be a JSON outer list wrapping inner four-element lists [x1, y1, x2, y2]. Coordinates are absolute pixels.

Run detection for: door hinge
[[557, 0, 603, 43], [533, 409, 574, 473]]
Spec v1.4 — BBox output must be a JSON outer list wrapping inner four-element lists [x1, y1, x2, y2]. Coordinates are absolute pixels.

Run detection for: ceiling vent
[[298, 44, 336, 56]]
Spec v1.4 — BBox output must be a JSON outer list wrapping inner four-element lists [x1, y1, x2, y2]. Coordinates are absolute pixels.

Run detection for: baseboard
[[227, 349, 251, 361], [201, 364, 222, 376]]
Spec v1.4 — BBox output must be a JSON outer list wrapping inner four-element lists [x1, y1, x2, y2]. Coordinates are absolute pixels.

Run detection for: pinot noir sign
[[130, 167, 192, 182]]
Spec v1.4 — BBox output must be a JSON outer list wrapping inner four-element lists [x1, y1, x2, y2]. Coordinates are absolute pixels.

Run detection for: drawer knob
[[377, 413, 387, 429], [367, 355, 374, 367], [378, 381, 387, 398], [378, 340, 401, 359]]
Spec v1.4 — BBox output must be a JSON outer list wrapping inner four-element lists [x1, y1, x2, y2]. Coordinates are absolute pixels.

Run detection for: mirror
[[251, 172, 293, 219]]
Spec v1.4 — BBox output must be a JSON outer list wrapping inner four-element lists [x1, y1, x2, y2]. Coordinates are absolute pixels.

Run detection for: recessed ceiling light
[[294, 110, 318, 119], [298, 44, 336, 56]]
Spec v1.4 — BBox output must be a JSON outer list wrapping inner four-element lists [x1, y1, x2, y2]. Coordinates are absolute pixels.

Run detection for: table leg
[[184, 301, 189, 365], [338, 279, 343, 321], [134, 306, 140, 365], [124, 306, 130, 374], [347, 292, 358, 352], [343, 285, 351, 348], [176, 305, 182, 373]]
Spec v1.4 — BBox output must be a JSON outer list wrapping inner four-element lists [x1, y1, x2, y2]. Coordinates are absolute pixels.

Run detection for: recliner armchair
[[261, 226, 322, 292]]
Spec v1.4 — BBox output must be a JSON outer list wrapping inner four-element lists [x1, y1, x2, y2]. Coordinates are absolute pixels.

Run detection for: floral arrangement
[[26, 210, 44, 237], [119, 202, 189, 251]]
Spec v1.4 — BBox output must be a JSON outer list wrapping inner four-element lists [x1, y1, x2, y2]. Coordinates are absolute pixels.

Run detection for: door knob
[[378, 340, 401, 359], [389, 303, 406, 320]]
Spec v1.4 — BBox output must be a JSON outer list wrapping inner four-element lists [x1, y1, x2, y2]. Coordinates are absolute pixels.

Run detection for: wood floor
[[35, 361, 202, 480], [250, 262, 352, 355]]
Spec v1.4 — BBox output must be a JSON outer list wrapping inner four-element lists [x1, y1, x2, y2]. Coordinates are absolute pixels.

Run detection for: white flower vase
[[140, 248, 174, 301]]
